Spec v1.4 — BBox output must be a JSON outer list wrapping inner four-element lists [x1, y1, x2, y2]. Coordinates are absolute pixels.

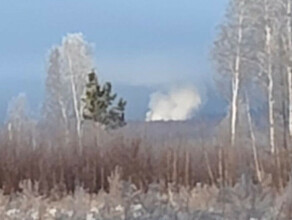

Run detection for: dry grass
[[0, 169, 290, 220], [0, 123, 292, 219], [0, 124, 291, 196]]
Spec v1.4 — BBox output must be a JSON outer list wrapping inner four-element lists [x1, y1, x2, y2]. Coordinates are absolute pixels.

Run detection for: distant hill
[[0, 79, 227, 124]]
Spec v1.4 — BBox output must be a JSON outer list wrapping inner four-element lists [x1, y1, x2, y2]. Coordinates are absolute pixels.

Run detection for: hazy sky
[[0, 0, 229, 120]]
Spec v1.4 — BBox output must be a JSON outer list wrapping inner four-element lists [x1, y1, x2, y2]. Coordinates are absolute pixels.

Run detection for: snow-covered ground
[[0, 173, 291, 220]]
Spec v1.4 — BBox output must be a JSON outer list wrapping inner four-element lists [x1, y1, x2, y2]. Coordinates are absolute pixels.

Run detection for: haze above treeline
[[0, 0, 229, 122]]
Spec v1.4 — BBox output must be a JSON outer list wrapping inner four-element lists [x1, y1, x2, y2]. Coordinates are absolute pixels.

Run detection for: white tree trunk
[[67, 54, 83, 151], [231, 61, 240, 147], [288, 65, 292, 136], [246, 94, 262, 183], [231, 8, 243, 147], [265, 21, 275, 154], [286, 0, 292, 137], [59, 100, 68, 126], [268, 71, 275, 154]]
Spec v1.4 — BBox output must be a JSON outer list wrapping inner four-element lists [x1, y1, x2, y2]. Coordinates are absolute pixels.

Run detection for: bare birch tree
[[278, 0, 292, 140], [250, 0, 282, 154], [6, 93, 36, 147], [43, 47, 70, 139], [6, 93, 29, 139], [213, 0, 253, 147], [43, 33, 94, 145], [61, 33, 94, 142]]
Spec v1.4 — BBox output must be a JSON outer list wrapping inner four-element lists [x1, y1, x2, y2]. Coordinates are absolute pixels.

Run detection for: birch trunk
[[267, 57, 275, 154], [264, 3, 276, 154], [286, 0, 292, 138], [67, 54, 83, 151], [246, 94, 262, 183], [231, 5, 244, 147]]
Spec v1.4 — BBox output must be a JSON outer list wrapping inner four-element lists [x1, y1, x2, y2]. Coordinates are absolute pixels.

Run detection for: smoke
[[146, 86, 201, 121]]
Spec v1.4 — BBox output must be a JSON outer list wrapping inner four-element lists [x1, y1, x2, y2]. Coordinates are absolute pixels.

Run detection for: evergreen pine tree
[[81, 71, 126, 130]]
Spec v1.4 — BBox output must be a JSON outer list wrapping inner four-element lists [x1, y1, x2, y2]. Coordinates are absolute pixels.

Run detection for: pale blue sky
[[0, 0, 229, 120]]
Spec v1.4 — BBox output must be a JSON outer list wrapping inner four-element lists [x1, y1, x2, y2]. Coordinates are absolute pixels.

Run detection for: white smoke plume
[[146, 86, 201, 121]]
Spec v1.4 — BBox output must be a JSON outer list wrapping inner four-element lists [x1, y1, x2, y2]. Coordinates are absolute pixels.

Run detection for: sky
[[0, 0, 229, 121]]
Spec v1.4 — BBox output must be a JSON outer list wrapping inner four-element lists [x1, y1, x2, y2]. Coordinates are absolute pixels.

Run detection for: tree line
[[213, 0, 292, 154]]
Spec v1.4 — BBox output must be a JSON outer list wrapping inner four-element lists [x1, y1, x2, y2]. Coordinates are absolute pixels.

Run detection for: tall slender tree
[[279, 0, 292, 140], [249, 0, 282, 153], [43, 33, 94, 142], [213, 0, 253, 146], [43, 47, 69, 132]]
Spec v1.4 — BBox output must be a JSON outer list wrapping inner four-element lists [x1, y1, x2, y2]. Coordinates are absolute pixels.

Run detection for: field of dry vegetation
[[0, 123, 292, 220]]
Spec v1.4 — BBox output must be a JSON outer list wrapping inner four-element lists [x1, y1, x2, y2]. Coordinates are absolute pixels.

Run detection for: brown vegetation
[[0, 124, 291, 197]]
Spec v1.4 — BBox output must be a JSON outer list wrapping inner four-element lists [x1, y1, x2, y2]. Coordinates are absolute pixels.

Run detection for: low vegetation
[[0, 126, 292, 219]]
